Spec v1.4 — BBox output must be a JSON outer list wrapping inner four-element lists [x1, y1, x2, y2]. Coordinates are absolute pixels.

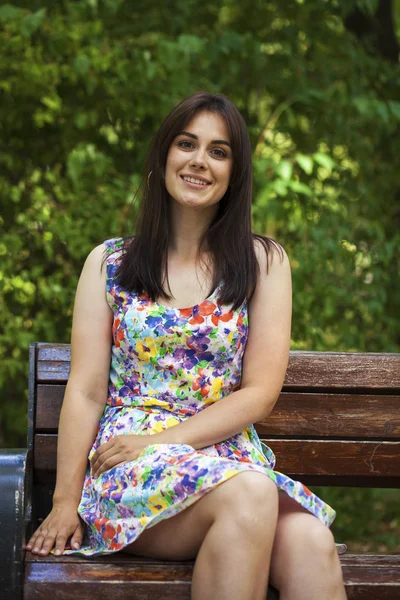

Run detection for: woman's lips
[[180, 176, 211, 189]]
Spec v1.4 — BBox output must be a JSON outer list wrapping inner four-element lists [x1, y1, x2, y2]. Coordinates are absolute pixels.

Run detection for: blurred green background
[[1, 0, 399, 552]]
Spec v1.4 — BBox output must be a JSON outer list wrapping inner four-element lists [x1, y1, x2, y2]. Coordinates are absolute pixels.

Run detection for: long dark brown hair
[[116, 91, 282, 310]]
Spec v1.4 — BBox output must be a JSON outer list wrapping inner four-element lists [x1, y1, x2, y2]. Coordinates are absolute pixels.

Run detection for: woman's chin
[[172, 196, 212, 210]]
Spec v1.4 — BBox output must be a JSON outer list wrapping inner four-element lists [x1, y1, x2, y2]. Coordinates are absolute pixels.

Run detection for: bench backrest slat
[[33, 434, 400, 478], [36, 344, 400, 390], [36, 385, 400, 438]]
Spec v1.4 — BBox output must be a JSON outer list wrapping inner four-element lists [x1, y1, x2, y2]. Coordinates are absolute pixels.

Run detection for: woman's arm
[[52, 244, 113, 504], [150, 241, 292, 449], [26, 244, 113, 555]]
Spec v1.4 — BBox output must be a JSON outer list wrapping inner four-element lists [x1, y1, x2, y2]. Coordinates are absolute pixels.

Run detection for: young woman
[[26, 91, 347, 599]]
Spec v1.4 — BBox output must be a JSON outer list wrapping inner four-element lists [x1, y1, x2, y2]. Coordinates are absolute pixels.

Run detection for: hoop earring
[[147, 171, 152, 190]]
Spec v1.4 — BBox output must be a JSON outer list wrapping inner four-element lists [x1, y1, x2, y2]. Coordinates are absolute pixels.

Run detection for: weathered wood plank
[[263, 439, 400, 478], [34, 434, 400, 479], [284, 351, 400, 390], [36, 385, 400, 437], [36, 385, 64, 430], [24, 555, 278, 599], [24, 579, 192, 600], [37, 343, 71, 362], [341, 554, 400, 599], [36, 343, 400, 390], [25, 551, 400, 566], [23, 554, 400, 600], [262, 392, 400, 438]]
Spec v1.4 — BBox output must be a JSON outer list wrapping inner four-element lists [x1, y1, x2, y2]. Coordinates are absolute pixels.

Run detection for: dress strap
[[104, 237, 125, 260], [103, 237, 126, 311]]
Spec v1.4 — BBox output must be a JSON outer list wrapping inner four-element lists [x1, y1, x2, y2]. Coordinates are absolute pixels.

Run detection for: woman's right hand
[[24, 502, 84, 556]]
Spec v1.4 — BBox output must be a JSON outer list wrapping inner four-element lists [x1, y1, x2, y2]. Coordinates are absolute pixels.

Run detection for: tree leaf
[[0, 3, 21, 19], [73, 54, 91, 75], [388, 101, 400, 121], [20, 8, 47, 37], [276, 160, 293, 181], [296, 153, 313, 175], [313, 152, 335, 169], [289, 180, 313, 196]]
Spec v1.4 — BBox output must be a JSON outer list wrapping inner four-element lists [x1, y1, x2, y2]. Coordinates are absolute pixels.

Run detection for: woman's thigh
[[269, 491, 338, 591], [123, 471, 277, 561]]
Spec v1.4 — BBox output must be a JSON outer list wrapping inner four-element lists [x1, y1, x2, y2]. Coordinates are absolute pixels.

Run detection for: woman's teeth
[[182, 176, 208, 186]]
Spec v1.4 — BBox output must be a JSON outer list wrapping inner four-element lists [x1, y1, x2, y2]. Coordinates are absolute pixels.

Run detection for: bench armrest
[[0, 449, 32, 600]]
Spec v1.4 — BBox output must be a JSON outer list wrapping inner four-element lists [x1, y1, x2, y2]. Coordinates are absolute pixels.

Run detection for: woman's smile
[[180, 175, 212, 189]]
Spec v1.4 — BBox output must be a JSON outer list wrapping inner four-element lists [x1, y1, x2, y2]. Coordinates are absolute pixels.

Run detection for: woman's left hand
[[90, 435, 148, 478]]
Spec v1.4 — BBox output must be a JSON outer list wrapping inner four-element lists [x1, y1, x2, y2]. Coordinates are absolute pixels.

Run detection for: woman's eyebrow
[[178, 130, 231, 148]]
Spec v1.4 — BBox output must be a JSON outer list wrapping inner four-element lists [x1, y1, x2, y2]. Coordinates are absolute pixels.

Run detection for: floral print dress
[[65, 237, 347, 556]]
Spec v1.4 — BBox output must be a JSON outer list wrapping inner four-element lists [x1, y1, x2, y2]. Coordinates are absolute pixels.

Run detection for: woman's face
[[165, 110, 233, 211]]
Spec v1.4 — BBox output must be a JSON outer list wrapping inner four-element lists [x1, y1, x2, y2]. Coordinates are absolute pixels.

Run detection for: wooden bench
[[1, 342, 400, 599]]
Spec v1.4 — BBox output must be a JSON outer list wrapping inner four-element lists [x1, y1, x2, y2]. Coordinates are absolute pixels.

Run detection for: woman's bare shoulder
[[253, 236, 289, 275]]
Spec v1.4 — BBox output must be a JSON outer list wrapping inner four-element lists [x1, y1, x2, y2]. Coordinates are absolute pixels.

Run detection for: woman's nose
[[190, 148, 208, 169]]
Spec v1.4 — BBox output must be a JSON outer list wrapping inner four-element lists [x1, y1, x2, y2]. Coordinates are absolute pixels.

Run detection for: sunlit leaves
[[276, 160, 293, 181], [296, 153, 313, 175]]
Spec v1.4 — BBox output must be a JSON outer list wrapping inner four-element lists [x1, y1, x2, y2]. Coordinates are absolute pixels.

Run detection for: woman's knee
[[306, 521, 338, 563], [210, 471, 277, 506], [205, 471, 279, 532], [272, 507, 339, 572], [276, 506, 337, 557]]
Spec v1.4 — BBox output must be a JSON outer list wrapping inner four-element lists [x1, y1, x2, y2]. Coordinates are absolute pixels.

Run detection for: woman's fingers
[[30, 527, 76, 556], [30, 526, 57, 556], [91, 436, 140, 475], [70, 523, 84, 551], [25, 532, 38, 551], [91, 441, 121, 475], [40, 529, 59, 555], [24, 509, 82, 556], [91, 439, 114, 472], [53, 531, 69, 556], [26, 523, 47, 551], [31, 529, 51, 554], [92, 450, 124, 478]]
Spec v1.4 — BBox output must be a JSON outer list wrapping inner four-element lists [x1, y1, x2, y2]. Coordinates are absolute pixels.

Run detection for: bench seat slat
[[36, 344, 400, 390], [25, 552, 400, 567], [23, 554, 400, 600]]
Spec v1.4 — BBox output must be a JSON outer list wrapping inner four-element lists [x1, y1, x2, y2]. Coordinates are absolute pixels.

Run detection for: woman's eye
[[212, 148, 227, 158], [178, 141, 193, 149]]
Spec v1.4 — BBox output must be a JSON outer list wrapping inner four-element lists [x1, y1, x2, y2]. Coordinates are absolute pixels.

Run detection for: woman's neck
[[168, 202, 217, 262]]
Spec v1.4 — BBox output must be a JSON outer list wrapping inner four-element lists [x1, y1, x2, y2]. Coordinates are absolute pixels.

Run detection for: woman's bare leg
[[268, 492, 347, 600], [124, 471, 279, 599], [191, 511, 277, 600]]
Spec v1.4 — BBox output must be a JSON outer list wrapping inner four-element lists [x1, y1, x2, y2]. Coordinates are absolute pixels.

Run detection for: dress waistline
[[106, 395, 199, 417]]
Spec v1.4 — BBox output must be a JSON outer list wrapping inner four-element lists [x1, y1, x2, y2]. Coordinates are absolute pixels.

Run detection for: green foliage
[[314, 487, 400, 552], [0, 0, 399, 550]]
